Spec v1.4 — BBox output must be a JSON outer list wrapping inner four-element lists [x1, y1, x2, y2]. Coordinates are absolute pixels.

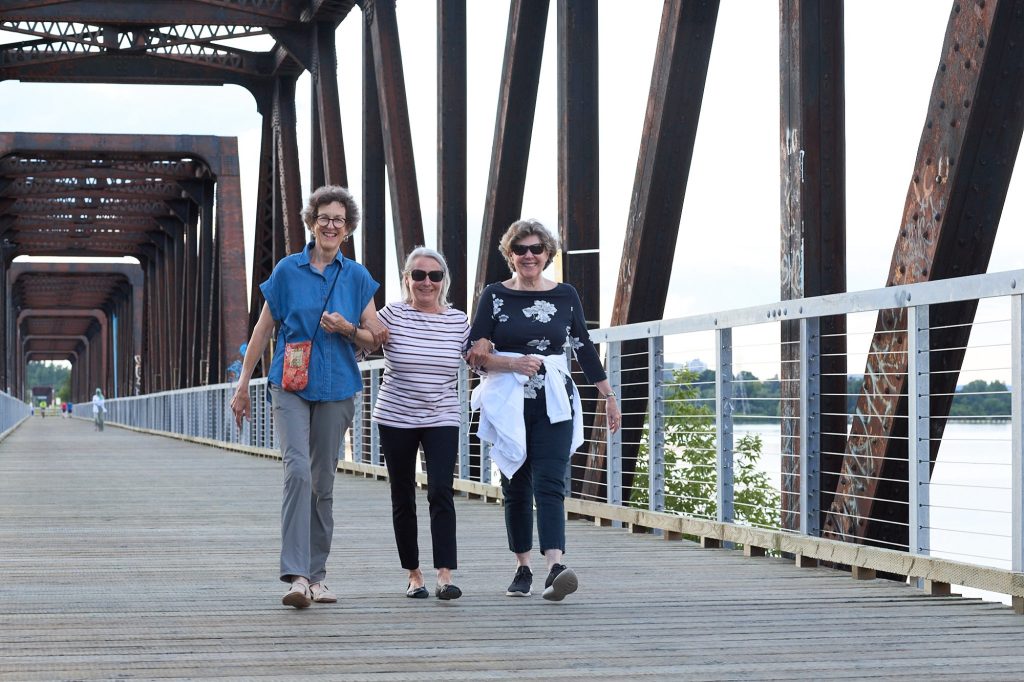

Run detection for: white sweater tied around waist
[[470, 352, 583, 478]]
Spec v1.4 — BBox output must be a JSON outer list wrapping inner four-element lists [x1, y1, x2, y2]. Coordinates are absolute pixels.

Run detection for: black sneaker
[[505, 566, 533, 597], [542, 563, 578, 601]]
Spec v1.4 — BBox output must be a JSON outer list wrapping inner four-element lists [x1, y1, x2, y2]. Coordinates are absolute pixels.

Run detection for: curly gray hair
[[301, 185, 361, 234]]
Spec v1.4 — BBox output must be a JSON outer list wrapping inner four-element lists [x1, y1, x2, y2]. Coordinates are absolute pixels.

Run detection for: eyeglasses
[[316, 215, 348, 228], [510, 243, 546, 256], [410, 269, 445, 282]]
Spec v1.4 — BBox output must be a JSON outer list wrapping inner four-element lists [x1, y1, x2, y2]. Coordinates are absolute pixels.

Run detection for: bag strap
[[311, 259, 344, 345]]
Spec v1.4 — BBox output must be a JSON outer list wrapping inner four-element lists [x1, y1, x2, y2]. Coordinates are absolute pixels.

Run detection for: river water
[[734, 421, 1014, 604]]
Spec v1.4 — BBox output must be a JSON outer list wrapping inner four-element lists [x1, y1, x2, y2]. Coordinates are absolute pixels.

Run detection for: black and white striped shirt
[[371, 301, 469, 428]]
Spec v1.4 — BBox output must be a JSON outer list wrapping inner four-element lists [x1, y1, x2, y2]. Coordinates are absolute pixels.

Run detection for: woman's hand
[[320, 311, 353, 336], [605, 396, 621, 434], [230, 388, 250, 429], [507, 355, 541, 376], [465, 338, 493, 370], [361, 316, 389, 347]]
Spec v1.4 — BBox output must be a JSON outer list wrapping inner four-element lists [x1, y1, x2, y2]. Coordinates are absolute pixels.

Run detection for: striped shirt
[[372, 301, 470, 428]]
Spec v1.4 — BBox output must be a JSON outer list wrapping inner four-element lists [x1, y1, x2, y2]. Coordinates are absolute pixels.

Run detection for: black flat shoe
[[435, 583, 462, 600], [406, 583, 429, 599]]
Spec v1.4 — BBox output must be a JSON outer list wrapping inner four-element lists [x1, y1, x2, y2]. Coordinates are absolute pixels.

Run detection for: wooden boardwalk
[[2, 417, 1024, 681]]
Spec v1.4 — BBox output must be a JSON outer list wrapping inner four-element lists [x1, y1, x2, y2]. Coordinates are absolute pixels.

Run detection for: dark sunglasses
[[410, 269, 445, 282], [510, 243, 546, 256]]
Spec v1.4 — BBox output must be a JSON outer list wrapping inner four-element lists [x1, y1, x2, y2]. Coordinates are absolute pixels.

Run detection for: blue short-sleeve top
[[260, 241, 379, 402]]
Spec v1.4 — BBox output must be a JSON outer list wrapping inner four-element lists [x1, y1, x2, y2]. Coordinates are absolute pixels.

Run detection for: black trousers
[[378, 424, 459, 570]]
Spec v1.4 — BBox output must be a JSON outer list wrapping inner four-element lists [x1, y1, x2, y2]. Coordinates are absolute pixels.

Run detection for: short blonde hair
[[401, 247, 451, 308], [301, 185, 361, 233], [498, 219, 559, 273]]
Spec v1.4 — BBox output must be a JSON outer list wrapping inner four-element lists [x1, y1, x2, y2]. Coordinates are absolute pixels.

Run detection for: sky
[[2, 1, 1022, 370]]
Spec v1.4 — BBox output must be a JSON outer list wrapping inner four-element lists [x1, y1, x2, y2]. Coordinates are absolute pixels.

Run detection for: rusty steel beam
[[557, 0, 599, 326], [313, 22, 349, 191], [580, 0, 720, 500], [824, 0, 1024, 549], [214, 138, 248, 384], [474, 0, 549, 302], [362, 12, 387, 308], [437, 0, 467, 311], [250, 112, 277, 338], [779, 0, 847, 532], [273, 75, 307, 253], [557, 0, 602, 494], [365, 0, 425, 272]]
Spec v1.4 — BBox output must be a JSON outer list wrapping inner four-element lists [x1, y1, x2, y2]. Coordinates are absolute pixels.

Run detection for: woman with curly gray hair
[[230, 185, 387, 608], [465, 219, 620, 602]]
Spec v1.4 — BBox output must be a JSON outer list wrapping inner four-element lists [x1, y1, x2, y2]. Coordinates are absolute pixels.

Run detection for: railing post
[[1011, 293, 1023, 576], [607, 341, 623, 524], [459, 362, 470, 481], [369, 367, 382, 467], [716, 328, 734, 524], [351, 380, 364, 464], [907, 304, 930, 559], [648, 336, 665, 513], [480, 441, 492, 486], [563, 339, 574, 496], [799, 317, 820, 536]]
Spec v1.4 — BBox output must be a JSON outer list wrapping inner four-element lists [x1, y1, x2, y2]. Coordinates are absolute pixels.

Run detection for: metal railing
[[87, 268, 1024, 606], [0, 390, 30, 437]]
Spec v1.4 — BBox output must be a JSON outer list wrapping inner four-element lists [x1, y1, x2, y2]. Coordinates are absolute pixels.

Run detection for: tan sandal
[[282, 581, 312, 608], [310, 582, 337, 603]]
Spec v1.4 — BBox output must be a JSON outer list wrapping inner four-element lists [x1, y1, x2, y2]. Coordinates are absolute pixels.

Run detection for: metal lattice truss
[[0, 149, 204, 256], [0, 1, 356, 84]]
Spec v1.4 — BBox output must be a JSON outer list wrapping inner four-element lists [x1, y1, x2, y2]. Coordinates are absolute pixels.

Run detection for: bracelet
[[601, 391, 616, 399], [347, 323, 359, 341]]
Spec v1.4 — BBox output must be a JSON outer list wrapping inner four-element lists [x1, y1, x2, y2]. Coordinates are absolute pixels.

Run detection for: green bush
[[630, 369, 781, 529]]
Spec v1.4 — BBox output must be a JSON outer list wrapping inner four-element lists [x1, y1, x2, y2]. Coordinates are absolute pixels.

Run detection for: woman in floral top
[[466, 219, 621, 601]]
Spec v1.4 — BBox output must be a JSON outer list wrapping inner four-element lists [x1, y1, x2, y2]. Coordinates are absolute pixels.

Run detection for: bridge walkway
[[2, 417, 1024, 680]]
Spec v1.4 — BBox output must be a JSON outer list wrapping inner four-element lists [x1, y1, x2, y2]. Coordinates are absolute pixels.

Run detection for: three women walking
[[232, 188, 616, 606]]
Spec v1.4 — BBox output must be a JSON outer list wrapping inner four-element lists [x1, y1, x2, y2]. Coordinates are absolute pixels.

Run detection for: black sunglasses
[[410, 269, 445, 282], [510, 243, 546, 256]]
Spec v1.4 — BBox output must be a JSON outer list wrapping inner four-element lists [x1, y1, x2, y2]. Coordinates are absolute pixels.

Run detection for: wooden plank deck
[[2, 417, 1024, 681]]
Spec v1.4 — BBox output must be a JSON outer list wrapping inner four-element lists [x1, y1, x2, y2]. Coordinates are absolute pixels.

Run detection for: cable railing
[[83, 268, 1024, 611], [0, 390, 30, 438]]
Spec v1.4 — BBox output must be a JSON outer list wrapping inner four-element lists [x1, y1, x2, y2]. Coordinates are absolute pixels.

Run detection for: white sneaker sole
[[505, 589, 532, 597], [542, 568, 578, 601]]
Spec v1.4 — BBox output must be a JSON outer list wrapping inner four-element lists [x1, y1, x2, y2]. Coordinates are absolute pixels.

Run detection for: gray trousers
[[271, 386, 355, 583]]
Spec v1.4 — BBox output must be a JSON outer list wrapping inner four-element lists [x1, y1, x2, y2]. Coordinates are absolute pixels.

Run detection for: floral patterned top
[[468, 282, 606, 399]]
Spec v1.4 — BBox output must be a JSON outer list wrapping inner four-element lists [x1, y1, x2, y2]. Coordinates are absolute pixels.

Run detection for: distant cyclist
[[91, 388, 106, 431]]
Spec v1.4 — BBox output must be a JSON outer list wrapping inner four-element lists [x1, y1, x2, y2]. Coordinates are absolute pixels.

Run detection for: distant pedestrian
[[92, 388, 106, 431], [61, 402, 68, 419]]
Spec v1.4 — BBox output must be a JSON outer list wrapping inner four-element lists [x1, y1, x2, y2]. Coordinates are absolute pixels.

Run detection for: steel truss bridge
[[2, 0, 1024, 579]]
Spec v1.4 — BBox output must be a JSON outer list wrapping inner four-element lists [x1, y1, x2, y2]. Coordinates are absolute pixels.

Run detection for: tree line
[[682, 369, 1012, 420]]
